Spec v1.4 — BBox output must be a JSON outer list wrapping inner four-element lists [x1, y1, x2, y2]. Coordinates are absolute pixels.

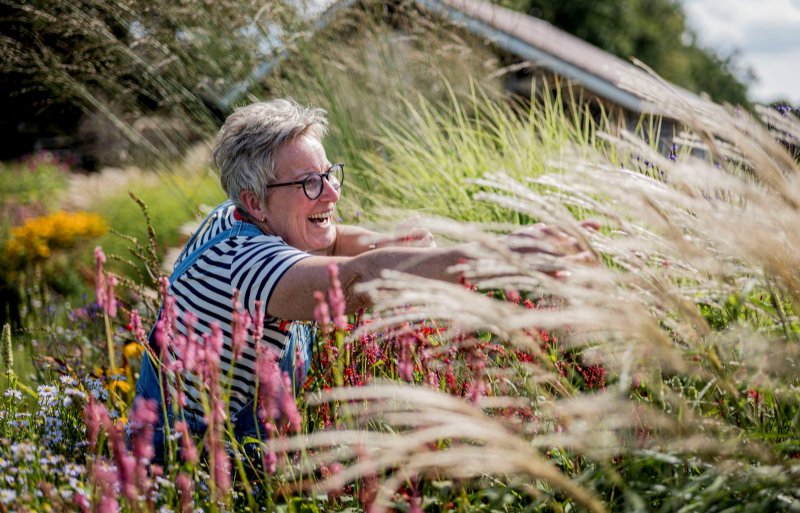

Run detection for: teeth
[[308, 210, 333, 221]]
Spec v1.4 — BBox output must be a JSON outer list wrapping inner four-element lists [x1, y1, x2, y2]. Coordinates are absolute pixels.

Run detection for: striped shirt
[[169, 202, 310, 418]]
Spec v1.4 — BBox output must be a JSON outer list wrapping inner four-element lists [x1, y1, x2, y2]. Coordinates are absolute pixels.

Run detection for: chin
[[304, 229, 336, 253]]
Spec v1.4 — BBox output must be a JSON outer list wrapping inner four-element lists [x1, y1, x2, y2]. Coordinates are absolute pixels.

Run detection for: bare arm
[[268, 222, 598, 320], [313, 224, 436, 257], [266, 246, 463, 320]]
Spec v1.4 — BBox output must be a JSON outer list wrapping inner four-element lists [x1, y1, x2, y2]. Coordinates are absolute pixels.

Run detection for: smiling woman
[[134, 98, 595, 461], [133, 98, 462, 459]]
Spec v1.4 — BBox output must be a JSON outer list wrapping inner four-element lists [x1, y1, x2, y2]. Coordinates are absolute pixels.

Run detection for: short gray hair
[[213, 98, 328, 209]]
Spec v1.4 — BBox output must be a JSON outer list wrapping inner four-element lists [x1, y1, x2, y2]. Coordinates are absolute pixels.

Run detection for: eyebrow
[[297, 164, 334, 178]]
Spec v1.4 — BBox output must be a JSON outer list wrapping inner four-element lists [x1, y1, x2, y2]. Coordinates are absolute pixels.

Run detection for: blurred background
[[0, 0, 797, 326]]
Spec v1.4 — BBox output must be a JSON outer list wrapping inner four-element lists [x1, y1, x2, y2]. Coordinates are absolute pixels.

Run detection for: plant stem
[[104, 311, 117, 372]]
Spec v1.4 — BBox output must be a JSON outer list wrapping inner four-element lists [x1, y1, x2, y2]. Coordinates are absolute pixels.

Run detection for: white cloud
[[680, 0, 800, 104]]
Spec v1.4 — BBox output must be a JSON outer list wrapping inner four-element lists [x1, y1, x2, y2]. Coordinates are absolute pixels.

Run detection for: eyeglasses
[[266, 163, 345, 200]]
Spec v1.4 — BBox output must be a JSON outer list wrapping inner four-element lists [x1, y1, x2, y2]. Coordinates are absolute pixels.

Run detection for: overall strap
[[169, 220, 262, 285]]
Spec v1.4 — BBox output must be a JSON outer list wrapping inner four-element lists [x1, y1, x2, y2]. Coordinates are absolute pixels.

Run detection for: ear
[[240, 190, 267, 222]]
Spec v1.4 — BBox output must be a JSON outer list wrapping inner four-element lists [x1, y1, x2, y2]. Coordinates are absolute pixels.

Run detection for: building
[[219, 0, 699, 138]]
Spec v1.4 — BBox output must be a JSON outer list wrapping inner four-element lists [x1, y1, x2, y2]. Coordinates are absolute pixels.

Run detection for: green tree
[[0, 0, 300, 165], [498, 0, 753, 106]]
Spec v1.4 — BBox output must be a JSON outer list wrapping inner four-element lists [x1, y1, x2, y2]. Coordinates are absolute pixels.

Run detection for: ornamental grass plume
[[269, 383, 607, 513], [277, 76, 800, 512]]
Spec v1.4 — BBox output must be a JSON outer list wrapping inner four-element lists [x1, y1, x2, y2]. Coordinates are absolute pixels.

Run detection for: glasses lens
[[328, 164, 344, 189], [303, 174, 323, 200], [301, 165, 344, 200]]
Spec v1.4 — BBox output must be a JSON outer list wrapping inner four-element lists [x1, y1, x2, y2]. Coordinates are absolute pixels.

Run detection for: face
[[261, 134, 340, 252]]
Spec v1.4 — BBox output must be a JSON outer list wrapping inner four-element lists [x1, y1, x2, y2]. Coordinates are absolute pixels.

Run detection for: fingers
[[401, 227, 436, 248], [507, 220, 600, 263], [375, 227, 436, 249], [579, 219, 601, 231]]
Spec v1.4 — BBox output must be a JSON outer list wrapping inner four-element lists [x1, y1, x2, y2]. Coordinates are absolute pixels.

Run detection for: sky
[[679, 0, 800, 105]]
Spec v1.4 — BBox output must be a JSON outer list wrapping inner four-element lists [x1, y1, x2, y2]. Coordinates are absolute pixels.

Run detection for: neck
[[236, 208, 272, 234]]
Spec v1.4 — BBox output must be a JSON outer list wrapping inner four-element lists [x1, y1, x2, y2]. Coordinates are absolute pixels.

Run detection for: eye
[[306, 174, 323, 185]]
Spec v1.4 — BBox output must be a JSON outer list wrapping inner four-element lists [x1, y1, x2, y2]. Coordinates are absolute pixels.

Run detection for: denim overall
[[133, 201, 313, 462]]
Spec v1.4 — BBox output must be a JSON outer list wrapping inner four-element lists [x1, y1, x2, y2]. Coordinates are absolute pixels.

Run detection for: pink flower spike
[[326, 263, 347, 329], [254, 300, 265, 344], [505, 287, 521, 304], [280, 372, 302, 432], [130, 310, 147, 344], [397, 336, 415, 383], [74, 491, 90, 513], [231, 299, 252, 360], [94, 246, 107, 308], [153, 320, 168, 355], [95, 246, 106, 265], [313, 291, 331, 327], [256, 348, 281, 423], [94, 463, 120, 513], [176, 472, 195, 513], [105, 273, 118, 318], [155, 277, 177, 346], [84, 398, 110, 452], [175, 421, 198, 465], [208, 323, 224, 364], [294, 343, 306, 386], [130, 397, 158, 464], [263, 448, 277, 475], [212, 443, 231, 496]]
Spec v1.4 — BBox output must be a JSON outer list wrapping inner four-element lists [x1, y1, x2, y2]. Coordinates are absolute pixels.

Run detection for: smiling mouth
[[308, 209, 334, 225]]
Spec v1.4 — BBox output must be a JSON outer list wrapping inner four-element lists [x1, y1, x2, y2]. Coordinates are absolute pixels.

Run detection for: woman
[[135, 98, 593, 456], [135, 98, 466, 452]]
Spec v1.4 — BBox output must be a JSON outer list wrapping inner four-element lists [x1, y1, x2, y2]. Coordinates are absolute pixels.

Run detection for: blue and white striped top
[[169, 202, 310, 418]]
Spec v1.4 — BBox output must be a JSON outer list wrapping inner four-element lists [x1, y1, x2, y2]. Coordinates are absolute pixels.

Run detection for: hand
[[374, 227, 436, 249], [505, 221, 599, 266]]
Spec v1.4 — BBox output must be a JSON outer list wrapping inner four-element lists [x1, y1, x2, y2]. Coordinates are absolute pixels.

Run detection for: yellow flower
[[123, 341, 145, 360], [109, 379, 132, 395], [4, 210, 106, 265]]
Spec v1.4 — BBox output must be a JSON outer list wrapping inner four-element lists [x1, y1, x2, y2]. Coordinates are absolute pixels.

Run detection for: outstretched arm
[[267, 245, 462, 320], [269, 222, 599, 321], [317, 224, 436, 257]]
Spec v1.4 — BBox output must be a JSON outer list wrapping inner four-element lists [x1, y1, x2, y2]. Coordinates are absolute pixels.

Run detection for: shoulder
[[232, 235, 310, 269], [177, 202, 238, 259]]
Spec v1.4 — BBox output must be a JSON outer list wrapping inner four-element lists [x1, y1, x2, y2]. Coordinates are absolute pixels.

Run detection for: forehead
[[274, 134, 328, 181]]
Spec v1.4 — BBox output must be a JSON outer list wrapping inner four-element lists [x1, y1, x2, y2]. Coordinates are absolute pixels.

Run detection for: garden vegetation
[[0, 2, 798, 513]]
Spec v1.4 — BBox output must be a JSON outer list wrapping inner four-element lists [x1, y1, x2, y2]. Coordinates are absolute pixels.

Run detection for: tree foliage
[[497, 0, 753, 106], [0, 0, 299, 165]]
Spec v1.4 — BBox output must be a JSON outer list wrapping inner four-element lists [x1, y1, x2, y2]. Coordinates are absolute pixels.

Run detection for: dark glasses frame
[[266, 163, 345, 200]]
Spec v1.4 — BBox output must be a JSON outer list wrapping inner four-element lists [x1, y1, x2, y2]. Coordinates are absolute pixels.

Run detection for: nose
[[318, 174, 340, 202]]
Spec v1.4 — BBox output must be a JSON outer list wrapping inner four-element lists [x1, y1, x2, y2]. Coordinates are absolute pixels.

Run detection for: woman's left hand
[[374, 227, 436, 250]]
